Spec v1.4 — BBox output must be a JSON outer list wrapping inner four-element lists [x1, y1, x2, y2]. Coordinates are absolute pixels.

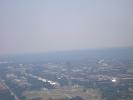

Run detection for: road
[[2, 80, 21, 100]]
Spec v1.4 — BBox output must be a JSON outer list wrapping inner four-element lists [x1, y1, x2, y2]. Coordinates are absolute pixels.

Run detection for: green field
[[23, 87, 103, 100]]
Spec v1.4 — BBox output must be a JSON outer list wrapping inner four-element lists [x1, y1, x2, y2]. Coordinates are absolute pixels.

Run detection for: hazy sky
[[0, 0, 133, 55]]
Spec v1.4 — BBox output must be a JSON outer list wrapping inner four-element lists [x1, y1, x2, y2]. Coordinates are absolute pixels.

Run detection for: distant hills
[[5, 47, 133, 63]]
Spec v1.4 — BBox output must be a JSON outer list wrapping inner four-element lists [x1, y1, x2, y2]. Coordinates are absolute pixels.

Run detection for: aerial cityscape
[[0, 0, 133, 100], [0, 48, 133, 100]]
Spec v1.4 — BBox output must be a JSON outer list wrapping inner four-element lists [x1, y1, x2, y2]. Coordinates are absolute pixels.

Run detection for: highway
[[2, 80, 20, 100]]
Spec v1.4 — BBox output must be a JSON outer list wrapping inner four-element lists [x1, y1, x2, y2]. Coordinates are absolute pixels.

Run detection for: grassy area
[[23, 87, 103, 100]]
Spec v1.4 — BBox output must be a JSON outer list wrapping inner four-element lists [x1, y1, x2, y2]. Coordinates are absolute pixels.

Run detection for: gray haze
[[0, 0, 133, 55]]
